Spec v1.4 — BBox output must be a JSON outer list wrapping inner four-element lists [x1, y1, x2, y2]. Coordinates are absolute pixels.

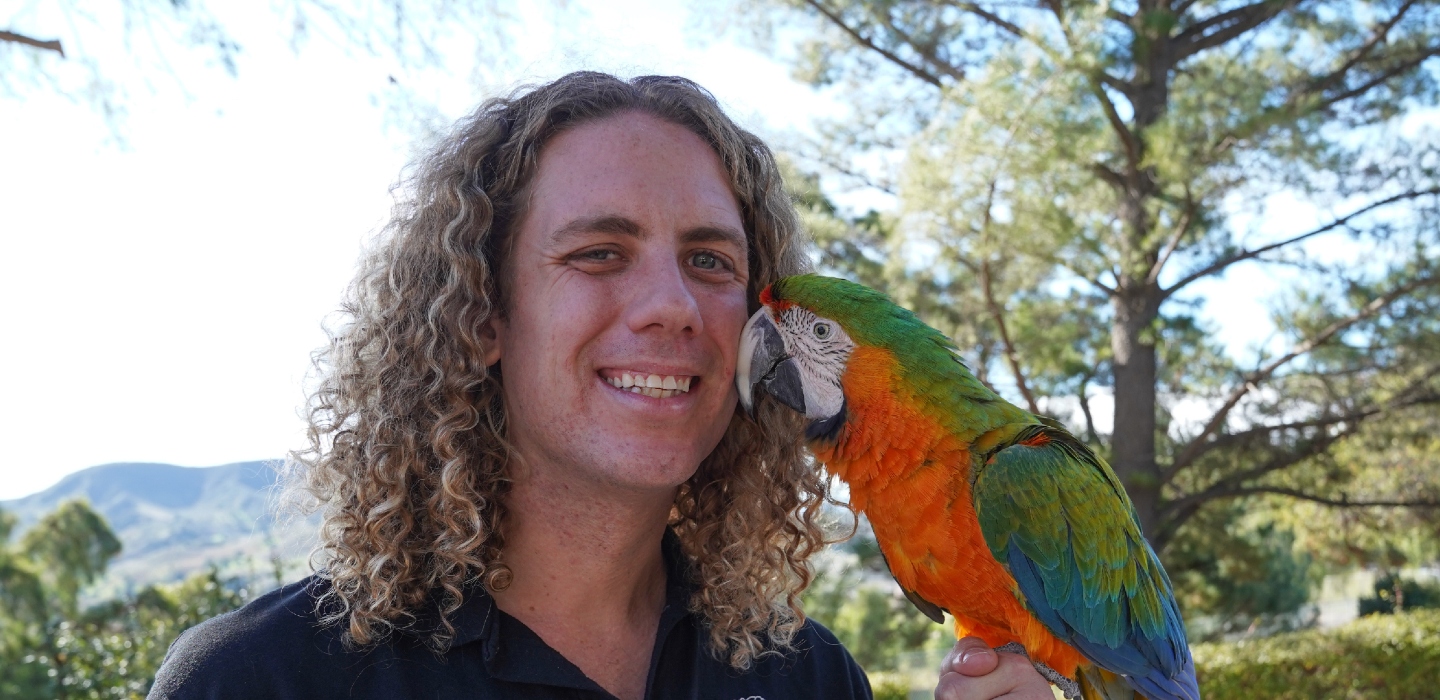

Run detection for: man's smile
[[598, 368, 699, 399]]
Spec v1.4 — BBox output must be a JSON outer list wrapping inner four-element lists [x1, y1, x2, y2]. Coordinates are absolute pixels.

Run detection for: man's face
[[487, 112, 750, 493]]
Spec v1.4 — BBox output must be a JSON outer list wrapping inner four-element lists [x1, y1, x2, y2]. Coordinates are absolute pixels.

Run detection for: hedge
[[1193, 609, 1440, 699]]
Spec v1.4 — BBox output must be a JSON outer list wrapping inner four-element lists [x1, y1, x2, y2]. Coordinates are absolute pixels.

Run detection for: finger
[[935, 640, 1055, 700], [940, 637, 999, 678]]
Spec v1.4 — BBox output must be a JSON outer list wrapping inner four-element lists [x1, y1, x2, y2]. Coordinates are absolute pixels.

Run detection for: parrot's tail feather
[[1078, 666, 1136, 700], [1077, 660, 1201, 700]]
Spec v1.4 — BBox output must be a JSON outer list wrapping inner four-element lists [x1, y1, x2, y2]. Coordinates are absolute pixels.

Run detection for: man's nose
[[625, 252, 703, 336]]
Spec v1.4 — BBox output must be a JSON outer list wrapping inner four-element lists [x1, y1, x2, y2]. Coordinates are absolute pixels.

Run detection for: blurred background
[[2, 1, 1438, 698]]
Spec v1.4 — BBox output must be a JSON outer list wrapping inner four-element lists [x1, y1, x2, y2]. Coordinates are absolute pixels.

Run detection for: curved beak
[[736, 308, 807, 419]]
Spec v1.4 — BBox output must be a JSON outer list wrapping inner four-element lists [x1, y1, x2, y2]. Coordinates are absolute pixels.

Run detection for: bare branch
[[981, 260, 1041, 414], [875, 13, 968, 83], [1207, 487, 1440, 509], [952, 2, 1027, 38], [1145, 198, 1197, 285], [1312, 46, 1440, 110], [1173, 0, 1295, 61], [801, 0, 948, 88], [1169, 275, 1440, 472], [1077, 375, 1103, 445], [975, 173, 1040, 414], [0, 29, 64, 56], [1090, 81, 1143, 171], [1304, 0, 1419, 97], [1164, 187, 1440, 296]]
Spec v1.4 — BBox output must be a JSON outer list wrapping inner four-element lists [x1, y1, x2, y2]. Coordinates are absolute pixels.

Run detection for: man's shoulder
[[788, 616, 865, 672], [728, 617, 872, 699], [148, 575, 346, 699]]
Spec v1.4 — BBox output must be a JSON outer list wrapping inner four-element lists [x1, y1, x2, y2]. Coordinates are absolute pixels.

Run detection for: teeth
[[605, 372, 694, 396]]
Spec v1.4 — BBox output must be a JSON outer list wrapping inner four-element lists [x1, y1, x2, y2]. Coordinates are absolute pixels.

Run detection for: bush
[[1194, 608, 1440, 699], [1357, 574, 1440, 616]]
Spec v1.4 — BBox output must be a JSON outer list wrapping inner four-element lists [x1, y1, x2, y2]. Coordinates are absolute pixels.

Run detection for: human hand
[[933, 637, 1055, 700]]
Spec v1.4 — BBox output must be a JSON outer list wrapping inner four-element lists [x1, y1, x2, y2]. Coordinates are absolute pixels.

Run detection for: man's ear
[[480, 312, 504, 367]]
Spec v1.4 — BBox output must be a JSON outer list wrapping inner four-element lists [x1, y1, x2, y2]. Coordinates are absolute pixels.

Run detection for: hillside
[[0, 461, 317, 599]]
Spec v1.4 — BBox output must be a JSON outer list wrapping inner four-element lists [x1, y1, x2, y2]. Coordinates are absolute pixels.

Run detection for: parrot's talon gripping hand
[[738, 275, 1202, 700], [995, 643, 1082, 699]]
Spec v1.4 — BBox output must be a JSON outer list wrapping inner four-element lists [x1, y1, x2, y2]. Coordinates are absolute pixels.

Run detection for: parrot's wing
[[877, 548, 947, 623], [973, 425, 1199, 700]]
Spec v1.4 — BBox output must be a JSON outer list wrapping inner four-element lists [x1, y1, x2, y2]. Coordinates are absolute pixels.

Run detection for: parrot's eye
[[813, 322, 832, 339]]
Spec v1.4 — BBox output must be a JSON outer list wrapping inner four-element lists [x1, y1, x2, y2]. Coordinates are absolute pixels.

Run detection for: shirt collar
[[443, 528, 697, 689]]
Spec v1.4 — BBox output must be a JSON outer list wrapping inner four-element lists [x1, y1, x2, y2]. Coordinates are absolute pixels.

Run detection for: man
[[149, 72, 1051, 700]]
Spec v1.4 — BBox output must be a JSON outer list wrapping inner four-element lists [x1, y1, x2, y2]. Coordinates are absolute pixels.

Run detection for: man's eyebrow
[[550, 215, 643, 242], [549, 216, 747, 251], [680, 225, 747, 251]]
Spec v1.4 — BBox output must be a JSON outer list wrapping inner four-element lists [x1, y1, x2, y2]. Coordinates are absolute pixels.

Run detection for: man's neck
[[490, 465, 674, 700]]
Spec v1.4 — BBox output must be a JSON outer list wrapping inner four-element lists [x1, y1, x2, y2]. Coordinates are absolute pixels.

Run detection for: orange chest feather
[[811, 347, 1081, 674], [812, 346, 970, 505]]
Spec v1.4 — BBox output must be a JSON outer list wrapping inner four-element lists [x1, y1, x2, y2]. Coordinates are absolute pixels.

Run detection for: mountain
[[0, 461, 317, 599]]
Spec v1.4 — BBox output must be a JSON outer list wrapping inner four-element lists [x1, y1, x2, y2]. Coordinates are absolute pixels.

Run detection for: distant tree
[[751, 0, 1440, 557], [0, 501, 245, 699]]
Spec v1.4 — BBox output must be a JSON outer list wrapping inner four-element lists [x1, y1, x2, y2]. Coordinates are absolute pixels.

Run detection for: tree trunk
[[1110, 286, 1163, 537]]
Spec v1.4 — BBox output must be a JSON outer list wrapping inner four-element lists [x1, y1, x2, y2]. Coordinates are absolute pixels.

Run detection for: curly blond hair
[[288, 72, 831, 668]]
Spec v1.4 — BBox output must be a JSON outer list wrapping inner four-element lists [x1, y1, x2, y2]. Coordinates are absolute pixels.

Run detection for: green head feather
[[767, 274, 1028, 434]]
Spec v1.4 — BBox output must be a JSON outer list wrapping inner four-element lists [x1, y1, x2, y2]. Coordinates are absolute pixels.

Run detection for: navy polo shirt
[[149, 534, 873, 700]]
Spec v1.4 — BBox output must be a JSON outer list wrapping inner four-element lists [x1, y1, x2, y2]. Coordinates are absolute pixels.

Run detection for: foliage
[[0, 502, 246, 700], [1358, 574, 1440, 616], [1193, 609, 1440, 699]]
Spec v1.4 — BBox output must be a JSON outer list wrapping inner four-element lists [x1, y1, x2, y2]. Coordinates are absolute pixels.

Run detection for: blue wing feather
[[975, 426, 1200, 700]]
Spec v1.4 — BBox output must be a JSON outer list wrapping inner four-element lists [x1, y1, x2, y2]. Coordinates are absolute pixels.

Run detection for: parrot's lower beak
[[736, 308, 806, 420]]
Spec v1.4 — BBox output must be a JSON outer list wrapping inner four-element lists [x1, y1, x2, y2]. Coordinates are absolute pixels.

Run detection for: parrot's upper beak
[[736, 307, 807, 420]]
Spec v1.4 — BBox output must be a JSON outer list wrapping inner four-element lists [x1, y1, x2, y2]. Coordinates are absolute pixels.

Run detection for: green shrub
[[1358, 574, 1440, 616], [1194, 608, 1440, 699], [867, 672, 911, 700]]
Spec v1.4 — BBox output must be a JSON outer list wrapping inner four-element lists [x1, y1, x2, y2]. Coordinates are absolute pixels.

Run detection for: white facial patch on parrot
[[775, 306, 855, 421]]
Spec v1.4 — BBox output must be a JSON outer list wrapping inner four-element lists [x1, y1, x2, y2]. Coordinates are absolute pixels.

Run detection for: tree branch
[[1145, 198, 1197, 285], [1078, 375, 1102, 445], [1173, 0, 1294, 61], [1311, 46, 1440, 110], [1090, 80, 1143, 171], [976, 176, 1040, 414], [1168, 275, 1440, 473], [876, 13, 968, 83], [952, 2, 1028, 39], [982, 260, 1041, 414], [1204, 487, 1440, 509], [1163, 187, 1440, 297], [0, 30, 64, 56], [801, 0, 948, 88], [1303, 0, 1418, 98]]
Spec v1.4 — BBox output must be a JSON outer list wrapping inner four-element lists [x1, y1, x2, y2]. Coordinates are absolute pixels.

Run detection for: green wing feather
[[973, 425, 1197, 700]]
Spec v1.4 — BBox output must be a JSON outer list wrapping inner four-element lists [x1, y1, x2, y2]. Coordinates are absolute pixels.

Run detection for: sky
[[0, 0, 1382, 500]]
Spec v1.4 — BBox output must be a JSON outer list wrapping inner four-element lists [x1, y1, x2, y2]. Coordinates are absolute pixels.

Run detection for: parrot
[[735, 274, 1199, 700]]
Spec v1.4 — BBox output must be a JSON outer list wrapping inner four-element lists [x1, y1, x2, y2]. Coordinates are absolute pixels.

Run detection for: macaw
[[736, 274, 1198, 700]]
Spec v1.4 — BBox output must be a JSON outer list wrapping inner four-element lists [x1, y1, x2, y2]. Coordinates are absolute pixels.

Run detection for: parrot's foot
[[992, 643, 1081, 700]]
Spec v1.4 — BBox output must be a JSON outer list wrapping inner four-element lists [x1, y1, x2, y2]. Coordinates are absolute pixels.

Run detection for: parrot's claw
[[991, 643, 1081, 700]]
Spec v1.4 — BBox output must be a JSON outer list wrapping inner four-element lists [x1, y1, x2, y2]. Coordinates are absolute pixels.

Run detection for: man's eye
[[691, 252, 721, 270], [577, 249, 617, 262]]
